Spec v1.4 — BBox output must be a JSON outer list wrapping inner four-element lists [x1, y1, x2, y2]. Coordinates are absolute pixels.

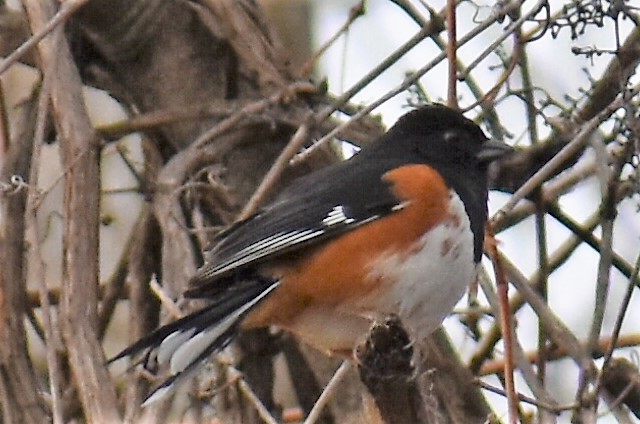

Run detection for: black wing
[[188, 156, 408, 292]]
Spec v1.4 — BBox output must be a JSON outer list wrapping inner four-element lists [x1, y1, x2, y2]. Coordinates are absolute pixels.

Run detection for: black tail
[[108, 278, 279, 405]]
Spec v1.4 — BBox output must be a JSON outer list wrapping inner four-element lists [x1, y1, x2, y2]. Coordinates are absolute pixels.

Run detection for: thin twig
[[493, 88, 638, 219], [390, 0, 505, 137], [238, 119, 312, 220], [149, 276, 183, 320], [96, 99, 303, 142], [479, 334, 640, 376], [299, 1, 366, 77], [485, 230, 518, 424], [586, 144, 624, 363], [518, 28, 554, 419], [303, 361, 352, 424], [292, 0, 522, 165], [97, 235, 134, 339], [471, 194, 635, 375], [476, 379, 577, 412], [587, 219, 614, 349], [599, 389, 637, 424], [477, 268, 559, 415], [593, 252, 640, 394], [314, 6, 446, 124], [114, 143, 144, 187], [192, 81, 315, 151], [24, 70, 65, 424], [457, 0, 547, 80], [446, 0, 458, 109], [0, 0, 89, 76], [547, 205, 638, 284], [227, 366, 279, 424], [499, 251, 595, 373], [491, 142, 613, 233], [462, 36, 522, 111], [534, 197, 549, 371]]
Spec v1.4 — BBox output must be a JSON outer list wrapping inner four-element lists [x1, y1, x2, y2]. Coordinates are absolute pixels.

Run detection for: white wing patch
[[391, 201, 410, 212], [322, 205, 355, 227]]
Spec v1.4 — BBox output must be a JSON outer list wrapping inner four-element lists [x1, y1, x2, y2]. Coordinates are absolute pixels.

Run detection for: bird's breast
[[354, 191, 475, 343]]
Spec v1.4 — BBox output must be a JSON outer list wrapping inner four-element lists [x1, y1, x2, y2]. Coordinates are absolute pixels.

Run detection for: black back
[[189, 104, 495, 291]]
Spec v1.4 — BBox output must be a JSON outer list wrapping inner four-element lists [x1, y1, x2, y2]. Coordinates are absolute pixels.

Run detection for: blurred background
[[1, 0, 639, 423]]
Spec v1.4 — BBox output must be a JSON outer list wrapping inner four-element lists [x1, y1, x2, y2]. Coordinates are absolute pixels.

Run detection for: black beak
[[476, 139, 513, 163]]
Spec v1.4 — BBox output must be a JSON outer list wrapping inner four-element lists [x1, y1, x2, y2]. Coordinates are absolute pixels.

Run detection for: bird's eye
[[439, 130, 476, 164], [443, 130, 461, 143]]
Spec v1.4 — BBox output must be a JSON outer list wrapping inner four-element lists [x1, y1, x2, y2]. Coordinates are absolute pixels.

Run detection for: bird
[[110, 103, 512, 405]]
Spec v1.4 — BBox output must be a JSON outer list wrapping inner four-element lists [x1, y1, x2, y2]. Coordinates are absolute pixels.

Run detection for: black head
[[364, 104, 512, 263], [379, 104, 511, 171]]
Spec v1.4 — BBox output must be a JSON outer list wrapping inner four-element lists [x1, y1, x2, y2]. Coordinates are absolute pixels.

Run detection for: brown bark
[[358, 317, 428, 423], [22, 0, 121, 421], [0, 83, 49, 424], [358, 318, 496, 423]]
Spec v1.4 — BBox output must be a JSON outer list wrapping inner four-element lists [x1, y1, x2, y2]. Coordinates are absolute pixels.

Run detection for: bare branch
[[22, 0, 121, 421]]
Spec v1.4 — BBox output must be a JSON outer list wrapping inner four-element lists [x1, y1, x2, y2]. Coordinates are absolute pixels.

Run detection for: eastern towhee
[[111, 104, 512, 404]]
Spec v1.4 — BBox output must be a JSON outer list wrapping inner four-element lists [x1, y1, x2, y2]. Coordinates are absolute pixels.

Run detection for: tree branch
[[22, 0, 121, 421]]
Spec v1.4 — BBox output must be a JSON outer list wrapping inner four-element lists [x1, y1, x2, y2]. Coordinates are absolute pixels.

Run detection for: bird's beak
[[476, 139, 514, 163]]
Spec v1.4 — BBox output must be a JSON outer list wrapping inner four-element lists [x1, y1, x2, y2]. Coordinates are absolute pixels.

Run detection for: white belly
[[352, 192, 475, 343]]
